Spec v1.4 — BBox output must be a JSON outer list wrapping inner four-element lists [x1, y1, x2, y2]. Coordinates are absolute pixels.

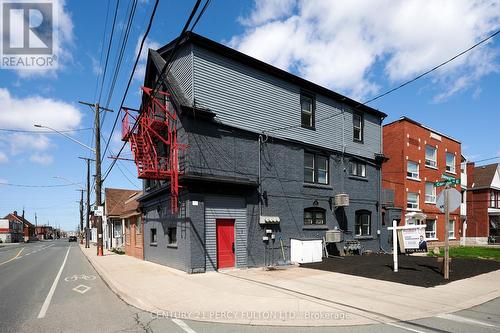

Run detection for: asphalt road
[[0, 239, 499, 333]]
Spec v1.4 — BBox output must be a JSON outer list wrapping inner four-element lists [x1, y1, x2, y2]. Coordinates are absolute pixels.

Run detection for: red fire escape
[[122, 86, 184, 213]]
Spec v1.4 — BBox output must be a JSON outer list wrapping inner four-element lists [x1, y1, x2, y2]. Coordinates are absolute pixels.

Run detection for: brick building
[[466, 163, 500, 244], [382, 117, 461, 245]]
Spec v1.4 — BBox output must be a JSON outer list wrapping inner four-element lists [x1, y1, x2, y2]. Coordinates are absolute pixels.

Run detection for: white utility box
[[290, 238, 323, 264]]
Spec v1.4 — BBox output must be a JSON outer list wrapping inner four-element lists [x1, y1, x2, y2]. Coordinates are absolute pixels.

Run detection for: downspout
[[378, 116, 384, 252]]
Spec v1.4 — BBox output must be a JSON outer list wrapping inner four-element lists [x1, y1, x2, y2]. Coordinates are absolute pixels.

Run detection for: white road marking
[[37, 246, 71, 319], [72, 284, 91, 294], [386, 322, 428, 333], [172, 319, 197, 333], [436, 313, 499, 329]]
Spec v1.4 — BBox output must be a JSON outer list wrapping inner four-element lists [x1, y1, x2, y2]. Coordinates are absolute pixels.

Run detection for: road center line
[[386, 322, 428, 333], [37, 246, 71, 319], [436, 313, 499, 329], [0, 247, 24, 266], [172, 319, 197, 333]]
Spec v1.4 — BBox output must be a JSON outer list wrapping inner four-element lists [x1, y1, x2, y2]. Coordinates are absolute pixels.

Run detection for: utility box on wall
[[290, 238, 323, 264], [334, 194, 349, 207]]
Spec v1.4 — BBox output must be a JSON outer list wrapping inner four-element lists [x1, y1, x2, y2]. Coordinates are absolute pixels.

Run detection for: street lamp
[[34, 124, 96, 153]]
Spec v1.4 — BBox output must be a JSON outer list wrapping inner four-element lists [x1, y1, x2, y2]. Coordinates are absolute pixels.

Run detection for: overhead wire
[[102, 0, 208, 182]]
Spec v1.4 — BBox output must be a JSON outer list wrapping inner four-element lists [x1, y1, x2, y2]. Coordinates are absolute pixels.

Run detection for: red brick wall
[[467, 189, 489, 237], [383, 119, 461, 240], [124, 216, 144, 260]]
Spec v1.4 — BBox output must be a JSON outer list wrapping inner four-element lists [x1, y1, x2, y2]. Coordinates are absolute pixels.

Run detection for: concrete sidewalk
[[80, 245, 500, 327]]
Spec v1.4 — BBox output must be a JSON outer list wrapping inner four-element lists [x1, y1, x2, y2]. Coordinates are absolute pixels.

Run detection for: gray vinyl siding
[[204, 196, 247, 271], [192, 45, 381, 159], [170, 44, 194, 104]]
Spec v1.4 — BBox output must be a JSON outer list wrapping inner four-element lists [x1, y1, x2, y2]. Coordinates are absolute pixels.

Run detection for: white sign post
[[388, 221, 427, 273]]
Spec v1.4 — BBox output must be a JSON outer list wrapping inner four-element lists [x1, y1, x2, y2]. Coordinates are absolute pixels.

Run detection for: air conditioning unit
[[325, 229, 343, 243], [334, 194, 349, 207]]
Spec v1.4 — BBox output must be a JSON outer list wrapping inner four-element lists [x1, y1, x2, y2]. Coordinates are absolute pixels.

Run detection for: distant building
[[466, 163, 500, 244], [1, 211, 24, 243], [382, 117, 462, 245]]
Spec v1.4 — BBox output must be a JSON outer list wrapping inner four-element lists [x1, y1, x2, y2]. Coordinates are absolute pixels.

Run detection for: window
[[135, 216, 141, 235], [168, 227, 177, 246], [425, 219, 437, 239], [407, 192, 419, 210], [355, 210, 371, 236], [498, 192, 500, 208], [490, 191, 498, 208], [304, 152, 329, 184], [449, 220, 455, 239], [425, 145, 437, 168], [425, 182, 436, 203], [407, 161, 419, 180], [353, 113, 363, 142], [304, 208, 326, 225], [446, 153, 456, 173], [301, 94, 315, 128], [350, 161, 366, 177], [150, 228, 157, 245]]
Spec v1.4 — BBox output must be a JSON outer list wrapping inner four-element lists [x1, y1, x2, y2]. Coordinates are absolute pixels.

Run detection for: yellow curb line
[[0, 247, 24, 266]]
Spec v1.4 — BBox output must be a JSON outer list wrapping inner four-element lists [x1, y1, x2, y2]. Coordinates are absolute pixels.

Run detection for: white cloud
[[0, 151, 8, 164], [29, 152, 54, 165], [231, 0, 500, 101], [11, 0, 74, 78], [7, 133, 51, 155], [0, 88, 82, 130], [134, 36, 161, 82]]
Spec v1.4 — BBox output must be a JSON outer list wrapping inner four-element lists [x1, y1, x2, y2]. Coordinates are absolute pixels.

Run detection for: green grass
[[429, 246, 500, 261]]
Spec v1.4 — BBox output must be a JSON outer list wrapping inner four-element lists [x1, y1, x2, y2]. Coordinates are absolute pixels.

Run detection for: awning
[[405, 212, 427, 221]]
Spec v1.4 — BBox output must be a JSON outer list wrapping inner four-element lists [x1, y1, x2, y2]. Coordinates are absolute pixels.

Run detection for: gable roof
[[3, 213, 23, 223], [156, 32, 386, 119], [120, 191, 142, 218], [472, 163, 500, 190], [105, 188, 141, 217]]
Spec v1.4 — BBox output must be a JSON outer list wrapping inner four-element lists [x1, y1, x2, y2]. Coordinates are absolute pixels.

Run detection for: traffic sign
[[436, 188, 461, 213], [441, 174, 455, 180]]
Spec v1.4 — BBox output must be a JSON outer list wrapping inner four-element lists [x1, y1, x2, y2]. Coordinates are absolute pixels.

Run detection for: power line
[[98, 0, 121, 106], [0, 127, 92, 133], [0, 182, 76, 188], [102, 0, 209, 181], [263, 29, 500, 136], [100, 0, 162, 163], [93, 0, 112, 102]]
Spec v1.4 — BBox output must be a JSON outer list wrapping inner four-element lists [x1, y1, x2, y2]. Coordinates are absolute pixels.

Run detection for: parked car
[[68, 236, 77, 242]]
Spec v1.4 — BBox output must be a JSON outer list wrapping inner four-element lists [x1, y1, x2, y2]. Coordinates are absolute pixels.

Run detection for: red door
[[216, 219, 235, 269]]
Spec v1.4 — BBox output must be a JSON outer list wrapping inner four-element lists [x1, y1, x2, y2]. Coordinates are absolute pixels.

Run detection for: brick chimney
[[466, 162, 475, 188], [13, 210, 18, 216]]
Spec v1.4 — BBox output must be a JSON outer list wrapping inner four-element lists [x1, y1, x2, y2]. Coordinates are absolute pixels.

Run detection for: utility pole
[[77, 189, 84, 244], [79, 156, 94, 248], [79, 101, 113, 256]]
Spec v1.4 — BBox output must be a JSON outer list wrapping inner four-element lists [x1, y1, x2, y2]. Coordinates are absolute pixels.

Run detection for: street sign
[[441, 174, 455, 180], [92, 205, 104, 217], [436, 188, 461, 213], [434, 178, 460, 187]]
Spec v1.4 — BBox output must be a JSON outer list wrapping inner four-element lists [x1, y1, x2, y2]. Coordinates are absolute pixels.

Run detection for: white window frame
[[350, 161, 366, 177], [407, 192, 419, 210], [407, 161, 420, 180], [301, 94, 314, 128], [446, 153, 456, 174], [425, 182, 436, 204], [425, 145, 437, 168], [353, 113, 363, 142], [425, 219, 437, 239], [449, 220, 455, 239]]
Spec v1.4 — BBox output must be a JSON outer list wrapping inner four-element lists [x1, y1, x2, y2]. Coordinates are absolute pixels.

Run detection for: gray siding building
[[136, 33, 389, 273]]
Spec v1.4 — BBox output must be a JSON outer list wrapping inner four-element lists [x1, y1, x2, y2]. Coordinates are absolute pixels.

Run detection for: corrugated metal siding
[[191, 45, 381, 159], [205, 196, 247, 271], [170, 44, 193, 104]]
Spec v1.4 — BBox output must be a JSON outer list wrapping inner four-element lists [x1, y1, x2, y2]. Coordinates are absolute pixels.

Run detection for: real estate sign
[[397, 225, 427, 252]]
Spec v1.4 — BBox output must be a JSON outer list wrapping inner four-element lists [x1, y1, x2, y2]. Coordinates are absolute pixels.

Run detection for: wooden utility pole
[[444, 186, 450, 279], [77, 189, 84, 244], [79, 101, 113, 256], [79, 157, 94, 248]]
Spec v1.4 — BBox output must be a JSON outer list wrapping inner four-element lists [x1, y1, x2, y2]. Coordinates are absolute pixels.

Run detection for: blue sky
[[0, 0, 499, 231]]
